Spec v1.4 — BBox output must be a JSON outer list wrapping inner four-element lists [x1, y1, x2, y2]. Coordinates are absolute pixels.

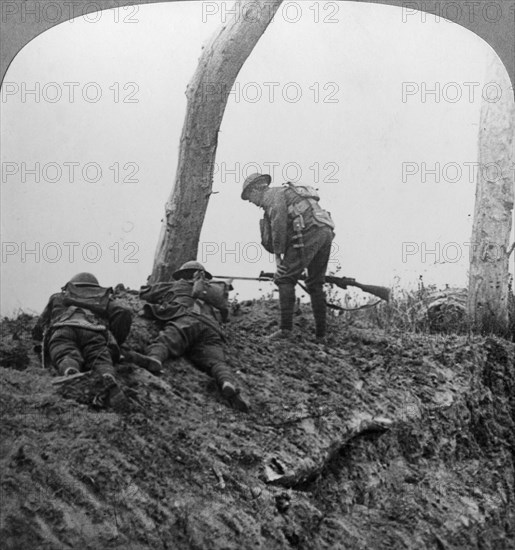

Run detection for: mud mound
[[1, 296, 514, 549]]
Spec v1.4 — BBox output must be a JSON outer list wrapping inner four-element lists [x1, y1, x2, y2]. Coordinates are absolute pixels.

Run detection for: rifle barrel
[[213, 275, 273, 281], [215, 273, 389, 302]]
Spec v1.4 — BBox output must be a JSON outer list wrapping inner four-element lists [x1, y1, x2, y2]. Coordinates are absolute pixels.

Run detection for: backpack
[[139, 282, 179, 305], [284, 181, 320, 202], [62, 283, 113, 317], [284, 182, 335, 230]]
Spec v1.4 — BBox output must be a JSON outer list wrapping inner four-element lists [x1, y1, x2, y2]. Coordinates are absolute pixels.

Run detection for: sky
[[1, 0, 514, 314]]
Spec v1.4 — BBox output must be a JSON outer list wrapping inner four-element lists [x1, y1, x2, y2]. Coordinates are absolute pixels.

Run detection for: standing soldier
[[241, 173, 335, 342], [134, 261, 249, 412], [32, 272, 132, 391]]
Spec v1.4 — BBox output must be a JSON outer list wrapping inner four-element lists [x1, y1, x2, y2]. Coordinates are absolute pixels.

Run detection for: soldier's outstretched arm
[[266, 192, 288, 255], [106, 300, 132, 346], [32, 295, 56, 341]]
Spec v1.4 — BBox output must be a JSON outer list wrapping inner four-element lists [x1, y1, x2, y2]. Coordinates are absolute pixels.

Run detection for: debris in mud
[[275, 492, 291, 514], [423, 287, 468, 332]]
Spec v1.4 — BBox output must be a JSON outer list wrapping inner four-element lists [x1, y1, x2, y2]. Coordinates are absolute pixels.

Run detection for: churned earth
[[0, 290, 514, 549]]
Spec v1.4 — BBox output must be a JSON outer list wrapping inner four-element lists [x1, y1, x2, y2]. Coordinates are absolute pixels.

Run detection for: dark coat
[[32, 288, 132, 346], [139, 279, 228, 333]]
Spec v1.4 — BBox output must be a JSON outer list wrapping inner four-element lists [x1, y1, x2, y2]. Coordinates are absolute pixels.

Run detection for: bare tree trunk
[[468, 52, 515, 336], [150, 0, 283, 283]]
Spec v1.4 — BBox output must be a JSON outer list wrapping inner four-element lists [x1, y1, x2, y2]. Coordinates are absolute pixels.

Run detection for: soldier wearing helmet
[[133, 261, 249, 412], [69, 272, 101, 286], [242, 173, 335, 342], [32, 273, 132, 402]]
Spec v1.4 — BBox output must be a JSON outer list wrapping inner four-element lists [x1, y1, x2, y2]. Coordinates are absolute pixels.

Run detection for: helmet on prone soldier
[[68, 272, 100, 287], [172, 261, 212, 280]]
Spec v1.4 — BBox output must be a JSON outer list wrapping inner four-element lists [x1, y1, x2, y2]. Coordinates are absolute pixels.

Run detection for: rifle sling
[[297, 282, 382, 312]]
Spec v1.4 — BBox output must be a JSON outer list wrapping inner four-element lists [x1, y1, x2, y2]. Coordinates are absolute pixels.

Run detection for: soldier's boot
[[121, 348, 163, 376], [310, 290, 327, 343], [94, 362, 129, 411], [141, 343, 170, 374], [212, 363, 250, 413], [57, 357, 81, 377], [269, 284, 296, 340], [95, 362, 117, 383]]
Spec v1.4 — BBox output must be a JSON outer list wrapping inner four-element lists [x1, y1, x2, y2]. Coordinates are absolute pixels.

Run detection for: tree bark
[[150, 0, 283, 283], [468, 52, 515, 336]]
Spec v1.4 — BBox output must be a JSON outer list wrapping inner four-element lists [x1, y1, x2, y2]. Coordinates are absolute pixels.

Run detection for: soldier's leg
[[276, 283, 296, 333], [79, 329, 116, 378], [274, 247, 304, 334], [188, 329, 249, 412], [75, 329, 130, 410], [125, 319, 192, 376], [305, 227, 334, 340], [106, 303, 132, 346], [274, 226, 329, 336], [134, 318, 196, 374], [48, 327, 84, 375]]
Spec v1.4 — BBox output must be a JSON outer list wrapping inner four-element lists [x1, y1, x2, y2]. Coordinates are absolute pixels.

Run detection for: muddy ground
[[0, 292, 514, 549]]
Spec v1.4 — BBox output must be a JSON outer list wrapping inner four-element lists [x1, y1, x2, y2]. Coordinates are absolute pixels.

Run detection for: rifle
[[213, 272, 390, 302]]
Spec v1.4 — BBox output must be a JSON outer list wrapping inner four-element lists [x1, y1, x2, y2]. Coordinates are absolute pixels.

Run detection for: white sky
[[1, 1, 514, 314]]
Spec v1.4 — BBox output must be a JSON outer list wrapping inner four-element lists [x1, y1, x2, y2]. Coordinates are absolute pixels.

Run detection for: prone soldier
[[133, 261, 250, 413], [32, 272, 132, 394]]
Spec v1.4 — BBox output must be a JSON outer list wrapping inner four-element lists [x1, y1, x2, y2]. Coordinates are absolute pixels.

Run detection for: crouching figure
[[136, 261, 249, 413], [32, 272, 132, 391]]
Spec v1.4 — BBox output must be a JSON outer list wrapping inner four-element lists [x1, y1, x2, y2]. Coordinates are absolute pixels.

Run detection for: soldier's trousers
[[275, 224, 334, 336], [147, 315, 235, 390], [49, 326, 115, 377]]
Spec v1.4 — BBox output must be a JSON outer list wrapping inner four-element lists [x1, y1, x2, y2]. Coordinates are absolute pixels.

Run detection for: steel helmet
[[68, 272, 100, 287], [241, 173, 271, 200], [172, 261, 212, 280]]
